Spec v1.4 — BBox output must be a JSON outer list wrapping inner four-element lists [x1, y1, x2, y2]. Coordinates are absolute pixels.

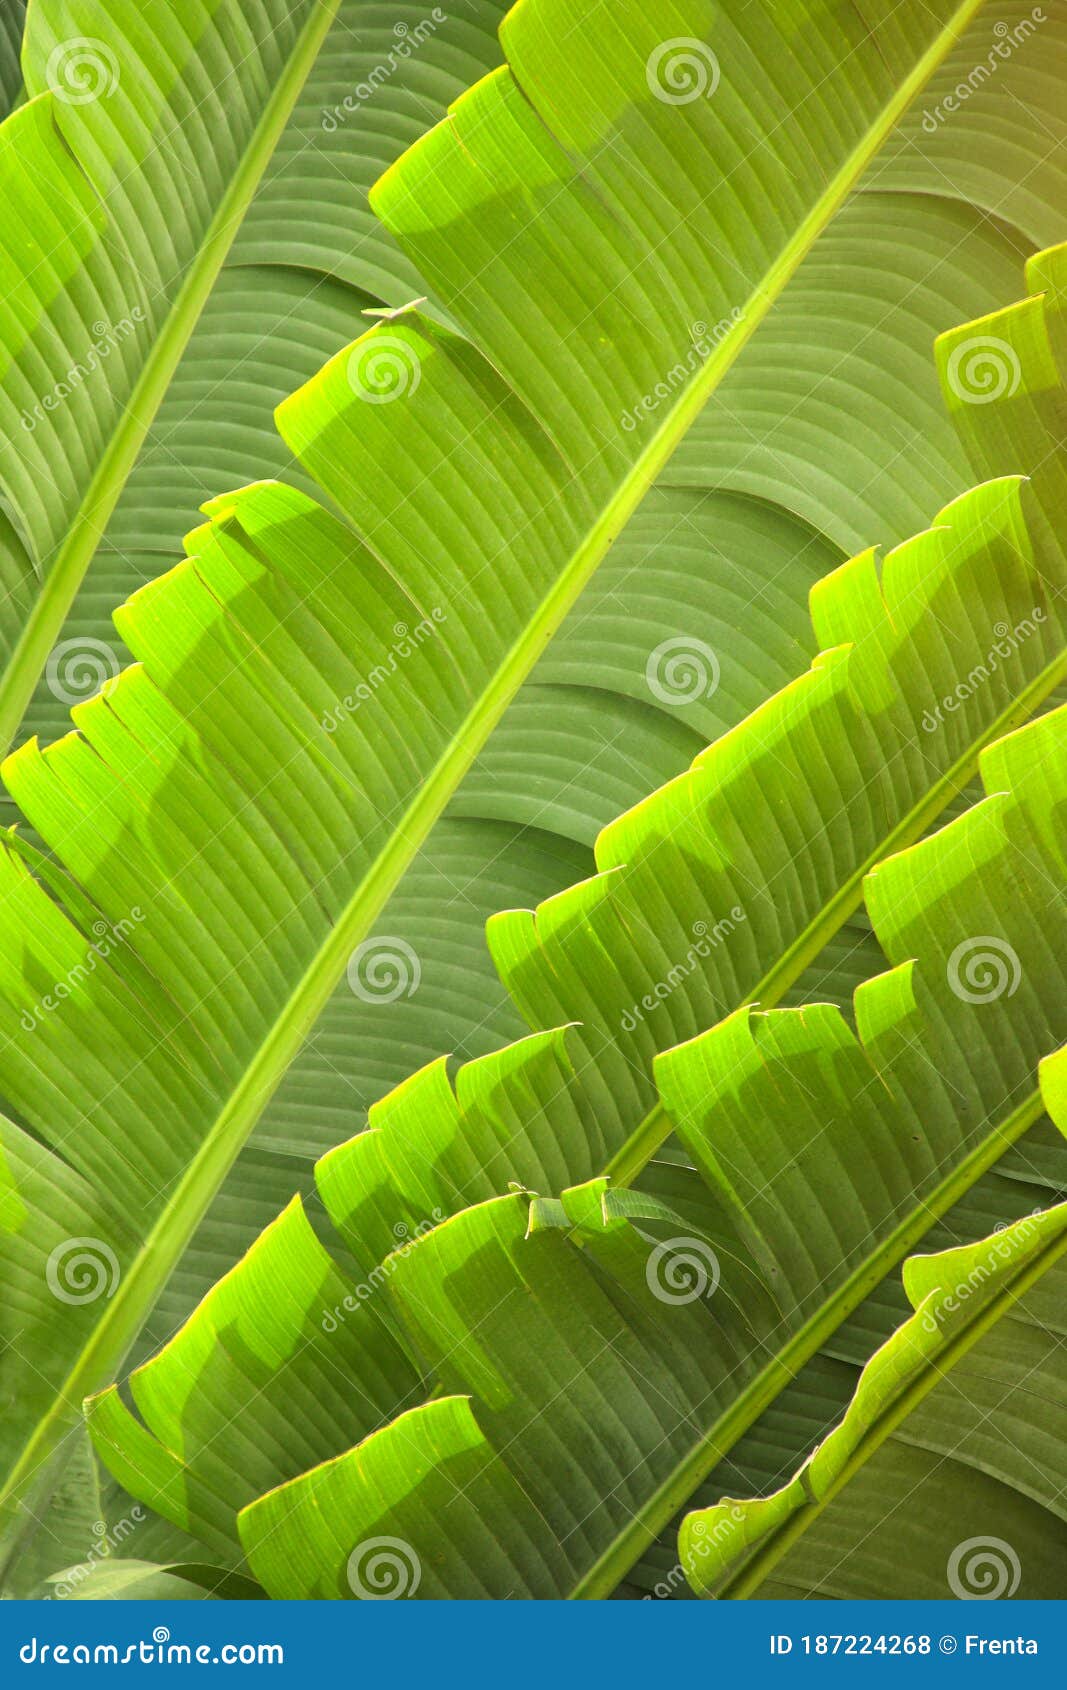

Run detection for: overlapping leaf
[[88, 692, 1067, 1595], [128, 237, 1067, 1314], [0, 0, 510, 761], [680, 1050, 1067, 1598], [0, 2, 25, 118], [7, 0, 1024, 1574]]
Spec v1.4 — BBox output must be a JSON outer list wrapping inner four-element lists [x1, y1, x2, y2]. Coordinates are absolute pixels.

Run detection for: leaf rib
[[0, 0, 344, 753]]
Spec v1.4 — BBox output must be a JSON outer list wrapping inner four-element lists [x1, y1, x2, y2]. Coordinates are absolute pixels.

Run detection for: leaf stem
[[0, 0, 344, 755], [576, 1083, 1047, 1597], [605, 640, 1067, 1190]]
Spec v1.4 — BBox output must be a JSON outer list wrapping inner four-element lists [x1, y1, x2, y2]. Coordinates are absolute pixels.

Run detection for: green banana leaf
[[86, 240, 1067, 1578], [37, 1558, 262, 1601], [5, 0, 1067, 1588], [679, 1048, 1067, 1598], [0, 0, 507, 760], [87, 694, 1067, 1595], [263, 0, 1067, 1150], [0, 2, 25, 117], [227, 42, 1067, 1552]]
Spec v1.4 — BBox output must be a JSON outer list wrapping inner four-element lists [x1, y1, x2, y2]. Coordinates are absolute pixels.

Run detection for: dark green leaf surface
[[89, 695, 1067, 1595], [681, 1059, 1067, 1599]]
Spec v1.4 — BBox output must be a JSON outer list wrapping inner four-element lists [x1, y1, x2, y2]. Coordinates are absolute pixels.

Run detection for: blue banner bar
[[4, 1601, 1064, 1683]]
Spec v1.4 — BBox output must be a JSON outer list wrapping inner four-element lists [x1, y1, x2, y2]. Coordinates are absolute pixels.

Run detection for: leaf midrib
[[0, 0, 344, 754], [604, 639, 1067, 1190], [718, 1212, 1067, 1599], [0, 0, 987, 1555], [573, 1076, 1047, 1598]]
